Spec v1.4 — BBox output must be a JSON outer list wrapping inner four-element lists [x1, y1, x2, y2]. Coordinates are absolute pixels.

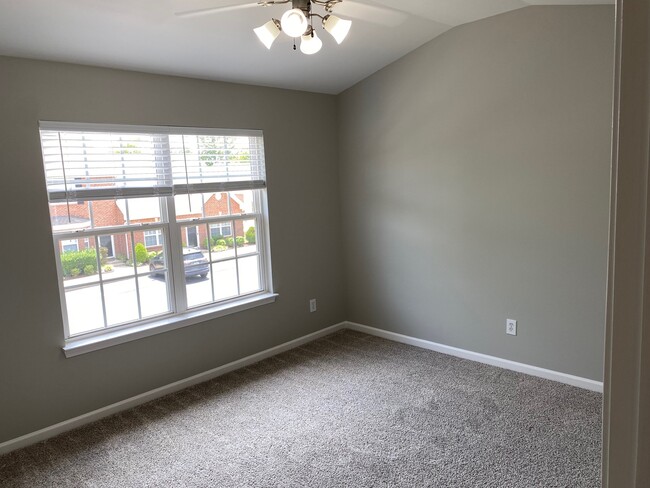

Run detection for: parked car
[[149, 248, 209, 278]]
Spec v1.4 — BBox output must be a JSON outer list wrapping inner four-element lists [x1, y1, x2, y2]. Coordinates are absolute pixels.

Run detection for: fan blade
[[176, 2, 260, 18], [331, 1, 409, 27]]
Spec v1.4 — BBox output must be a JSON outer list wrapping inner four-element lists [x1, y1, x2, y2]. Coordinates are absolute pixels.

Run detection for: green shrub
[[225, 237, 234, 248], [216, 239, 227, 247], [235, 236, 245, 247], [60, 248, 97, 277], [213, 245, 228, 252], [148, 251, 158, 260], [83, 264, 95, 275], [135, 243, 148, 265], [70, 268, 81, 277], [245, 226, 256, 244], [103, 265, 113, 273]]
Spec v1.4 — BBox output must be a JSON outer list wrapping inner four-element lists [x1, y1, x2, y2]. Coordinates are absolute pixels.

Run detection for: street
[[65, 255, 261, 335]]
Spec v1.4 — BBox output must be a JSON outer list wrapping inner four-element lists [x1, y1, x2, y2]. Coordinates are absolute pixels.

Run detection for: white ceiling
[[0, 0, 612, 94]]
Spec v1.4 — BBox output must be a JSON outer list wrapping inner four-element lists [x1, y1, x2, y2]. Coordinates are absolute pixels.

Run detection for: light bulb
[[323, 15, 352, 44], [253, 20, 281, 49], [300, 31, 323, 55], [281, 8, 308, 38]]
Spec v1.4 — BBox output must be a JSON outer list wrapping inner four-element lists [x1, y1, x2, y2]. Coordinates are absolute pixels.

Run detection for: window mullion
[[256, 190, 272, 294], [128, 231, 143, 321], [166, 195, 188, 313], [53, 237, 72, 339]]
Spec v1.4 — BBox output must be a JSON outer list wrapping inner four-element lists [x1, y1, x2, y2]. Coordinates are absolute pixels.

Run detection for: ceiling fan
[[175, 0, 408, 55]]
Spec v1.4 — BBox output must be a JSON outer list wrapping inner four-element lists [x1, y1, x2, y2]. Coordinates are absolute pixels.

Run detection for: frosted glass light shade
[[254, 20, 281, 49], [323, 15, 351, 44], [300, 31, 323, 55], [281, 8, 309, 38]]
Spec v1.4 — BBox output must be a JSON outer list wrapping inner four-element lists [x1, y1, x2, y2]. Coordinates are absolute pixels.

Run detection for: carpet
[[0, 330, 602, 487]]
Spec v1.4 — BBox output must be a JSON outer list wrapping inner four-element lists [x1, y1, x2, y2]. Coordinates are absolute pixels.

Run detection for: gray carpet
[[0, 330, 602, 487]]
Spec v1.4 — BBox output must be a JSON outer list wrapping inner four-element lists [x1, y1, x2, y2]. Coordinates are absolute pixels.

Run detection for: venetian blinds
[[40, 122, 267, 203]]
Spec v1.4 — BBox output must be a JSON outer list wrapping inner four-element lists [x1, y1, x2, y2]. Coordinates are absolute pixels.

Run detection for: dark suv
[[150, 248, 209, 279]]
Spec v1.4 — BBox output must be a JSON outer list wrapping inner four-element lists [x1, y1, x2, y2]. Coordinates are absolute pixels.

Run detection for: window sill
[[62, 293, 278, 358]]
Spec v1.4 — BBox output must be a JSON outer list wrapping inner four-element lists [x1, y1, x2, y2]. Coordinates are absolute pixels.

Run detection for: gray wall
[[0, 56, 345, 444], [338, 6, 614, 381]]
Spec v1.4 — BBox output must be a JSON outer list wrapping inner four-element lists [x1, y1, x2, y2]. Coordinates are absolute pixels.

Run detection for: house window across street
[[61, 239, 79, 253], [40, 122, 273, 346], [210, 222, 232, 238], [144, 229, 163, 248]]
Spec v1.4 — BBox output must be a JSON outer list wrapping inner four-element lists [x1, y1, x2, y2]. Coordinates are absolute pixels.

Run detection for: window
[[60, 239, 79, 253], [210, 222, 232, 238], [40, 122, 273, 348], [144, 229, 163, 248]]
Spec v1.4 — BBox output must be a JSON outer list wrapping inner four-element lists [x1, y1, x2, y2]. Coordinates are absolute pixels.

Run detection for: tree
[[198, 136, 249, 167]]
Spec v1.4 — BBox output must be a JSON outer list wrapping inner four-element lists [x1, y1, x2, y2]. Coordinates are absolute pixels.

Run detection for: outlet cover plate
[[506, 319, 517, 336]]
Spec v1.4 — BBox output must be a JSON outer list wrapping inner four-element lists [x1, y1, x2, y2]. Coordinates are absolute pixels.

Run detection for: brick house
[[50, 192, 246, 260]]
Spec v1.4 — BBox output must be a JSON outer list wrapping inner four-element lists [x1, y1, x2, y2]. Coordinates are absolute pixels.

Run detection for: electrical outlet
[[309, 299, 317, 313], [506, 319, 517, 336]]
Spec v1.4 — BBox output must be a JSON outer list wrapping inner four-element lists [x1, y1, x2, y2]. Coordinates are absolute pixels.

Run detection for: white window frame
[[144, 229, 163, 248], [40, 122, 276, 357], [60, 239, 79, 253], [209, 222, 233, 238]]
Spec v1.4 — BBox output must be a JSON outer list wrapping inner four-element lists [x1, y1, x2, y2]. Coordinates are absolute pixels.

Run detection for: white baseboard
[[345, 321, 604, 393], [0, 322, 346, 456], [0, 319, 602, 456]]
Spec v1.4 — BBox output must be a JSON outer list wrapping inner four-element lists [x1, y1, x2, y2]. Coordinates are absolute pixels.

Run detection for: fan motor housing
[[293, 0, 311, 11]]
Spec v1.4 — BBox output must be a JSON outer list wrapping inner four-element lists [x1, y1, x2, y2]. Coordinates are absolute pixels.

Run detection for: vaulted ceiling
[[0, 0, 612, 93]]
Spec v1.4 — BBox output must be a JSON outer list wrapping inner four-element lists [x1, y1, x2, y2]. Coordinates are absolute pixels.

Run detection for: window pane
[[99, 232, 136, 279], [238, 256, 261, 295], [139, 274, 171, 319], [60, 239, 101, 287], [50, 198, 164, 233], [174, 191, 256, 221], [65, 285, 104, 336], [50, 202, 91, 233], [121, 197, 163, 226], [181, 224, 203, 250], [204, 192, 233, 219], [104, 279, 140, 326], [175, 192, 233, 221], [147, 249, 168, 275], [212, 261, 238, 301], [205, 221, 236, 261], [229, 190, 255, 214], [142, 228, 164, 252], [89, 200, 126, 228], [236, 219, 257, 257], [186, 275, 212, 309], [209, 222, 232, 239]]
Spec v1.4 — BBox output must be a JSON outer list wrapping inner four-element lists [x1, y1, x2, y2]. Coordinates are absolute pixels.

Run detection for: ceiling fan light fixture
[[300, 30, 323, 55], [280, 8, 309, 38], [253, 19, 281, 49], [323, 14, 352, 44]]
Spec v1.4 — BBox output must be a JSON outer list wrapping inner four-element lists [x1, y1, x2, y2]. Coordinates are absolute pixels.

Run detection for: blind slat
[[40, 125, 266, 202]]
